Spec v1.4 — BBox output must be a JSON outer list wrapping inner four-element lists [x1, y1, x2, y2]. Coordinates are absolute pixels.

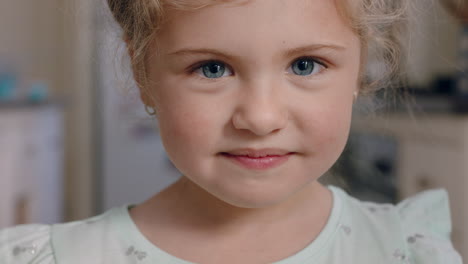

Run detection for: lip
[[220, 148, 294, 170], [222, 148, 292, 157]]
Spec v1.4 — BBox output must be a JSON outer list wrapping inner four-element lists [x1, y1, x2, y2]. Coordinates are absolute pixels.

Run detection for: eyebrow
[[168, 48, 236, 59], [284, 44, 346, 57], [167, 43, 346, 59]]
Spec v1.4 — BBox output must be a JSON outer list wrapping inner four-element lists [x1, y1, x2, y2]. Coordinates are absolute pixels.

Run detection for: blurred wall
[[0, 0, 96, 220], [406, 0, 460, 87], [0, 0, 63, 94], [60, 0, 96, 221]]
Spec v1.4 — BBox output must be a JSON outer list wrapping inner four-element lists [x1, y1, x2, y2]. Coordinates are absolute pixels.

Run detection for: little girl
[[0, 0, 463, 263]]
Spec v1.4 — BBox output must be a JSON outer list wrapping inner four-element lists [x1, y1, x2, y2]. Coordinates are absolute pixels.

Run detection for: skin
[[130, 0, 361, 263]]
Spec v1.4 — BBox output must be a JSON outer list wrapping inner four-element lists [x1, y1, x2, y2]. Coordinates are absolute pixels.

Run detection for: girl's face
[[144, 0, 361, 208]]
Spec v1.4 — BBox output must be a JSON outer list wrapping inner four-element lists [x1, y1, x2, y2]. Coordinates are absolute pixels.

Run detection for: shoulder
[[0, 206, 123, 264], [51, 206, 130, 263], [396, 189, 463, 264], [329, 186, 462, 263], [396, 189, 450, 237], [0, 224, 55, 264]]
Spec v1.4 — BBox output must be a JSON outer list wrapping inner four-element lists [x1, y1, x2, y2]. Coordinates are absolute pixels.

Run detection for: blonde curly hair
[[107, 0, 408, 99]]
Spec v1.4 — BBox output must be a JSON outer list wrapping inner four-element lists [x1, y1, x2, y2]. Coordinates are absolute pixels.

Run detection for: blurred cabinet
[[0, 104, 64, 228], [352, 113, 468, 261]]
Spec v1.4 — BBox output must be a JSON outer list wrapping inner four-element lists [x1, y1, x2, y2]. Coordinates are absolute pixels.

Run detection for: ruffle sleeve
[[396, 189, 463, 264], [0, 224, 55, 264]]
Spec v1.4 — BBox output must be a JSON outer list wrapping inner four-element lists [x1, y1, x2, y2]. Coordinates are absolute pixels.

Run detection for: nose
[[232, 81, 288, 136]]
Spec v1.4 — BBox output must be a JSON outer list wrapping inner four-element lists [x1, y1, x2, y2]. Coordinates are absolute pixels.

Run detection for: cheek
[[321, 111, 351, 152], [153, 83, 209, 147], [156, 95, 224, 174], [303, 98, 353, 157], [159, 107, 212, 153], [157, 113, 205, 177]]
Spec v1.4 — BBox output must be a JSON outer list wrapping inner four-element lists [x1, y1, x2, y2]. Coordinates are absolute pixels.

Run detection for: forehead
[[156, 0, 359, 54]]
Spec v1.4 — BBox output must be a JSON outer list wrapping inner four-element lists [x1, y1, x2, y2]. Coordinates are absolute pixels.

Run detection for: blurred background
[[0, 0, 467, 259]]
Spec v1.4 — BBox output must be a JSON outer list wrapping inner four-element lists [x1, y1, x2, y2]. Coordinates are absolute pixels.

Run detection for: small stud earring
[[353, 91, 358, 102], [145, 105, 157, 116]]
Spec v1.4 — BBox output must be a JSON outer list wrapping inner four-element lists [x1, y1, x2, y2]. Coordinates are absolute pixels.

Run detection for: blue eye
[[291, 58, 323, 76], [196, 61, 231, 79]]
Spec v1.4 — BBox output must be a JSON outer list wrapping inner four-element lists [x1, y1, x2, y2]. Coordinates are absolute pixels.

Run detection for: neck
[[142, 176, 332, 235]]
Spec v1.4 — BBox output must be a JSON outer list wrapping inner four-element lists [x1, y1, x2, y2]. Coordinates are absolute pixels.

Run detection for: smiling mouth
[[219, 152, 294, 170], [219, 148, 294, 157], [220, 153, 291, 158]]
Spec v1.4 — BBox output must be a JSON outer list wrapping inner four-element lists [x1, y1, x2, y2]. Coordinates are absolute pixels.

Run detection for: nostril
[[232, 113, 288, 136]]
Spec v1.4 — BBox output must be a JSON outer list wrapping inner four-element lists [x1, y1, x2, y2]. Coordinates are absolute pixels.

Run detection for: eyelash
[[189, 60, 233, 79], [288, 56, 328, 76], [188, 56, 329, 79]]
